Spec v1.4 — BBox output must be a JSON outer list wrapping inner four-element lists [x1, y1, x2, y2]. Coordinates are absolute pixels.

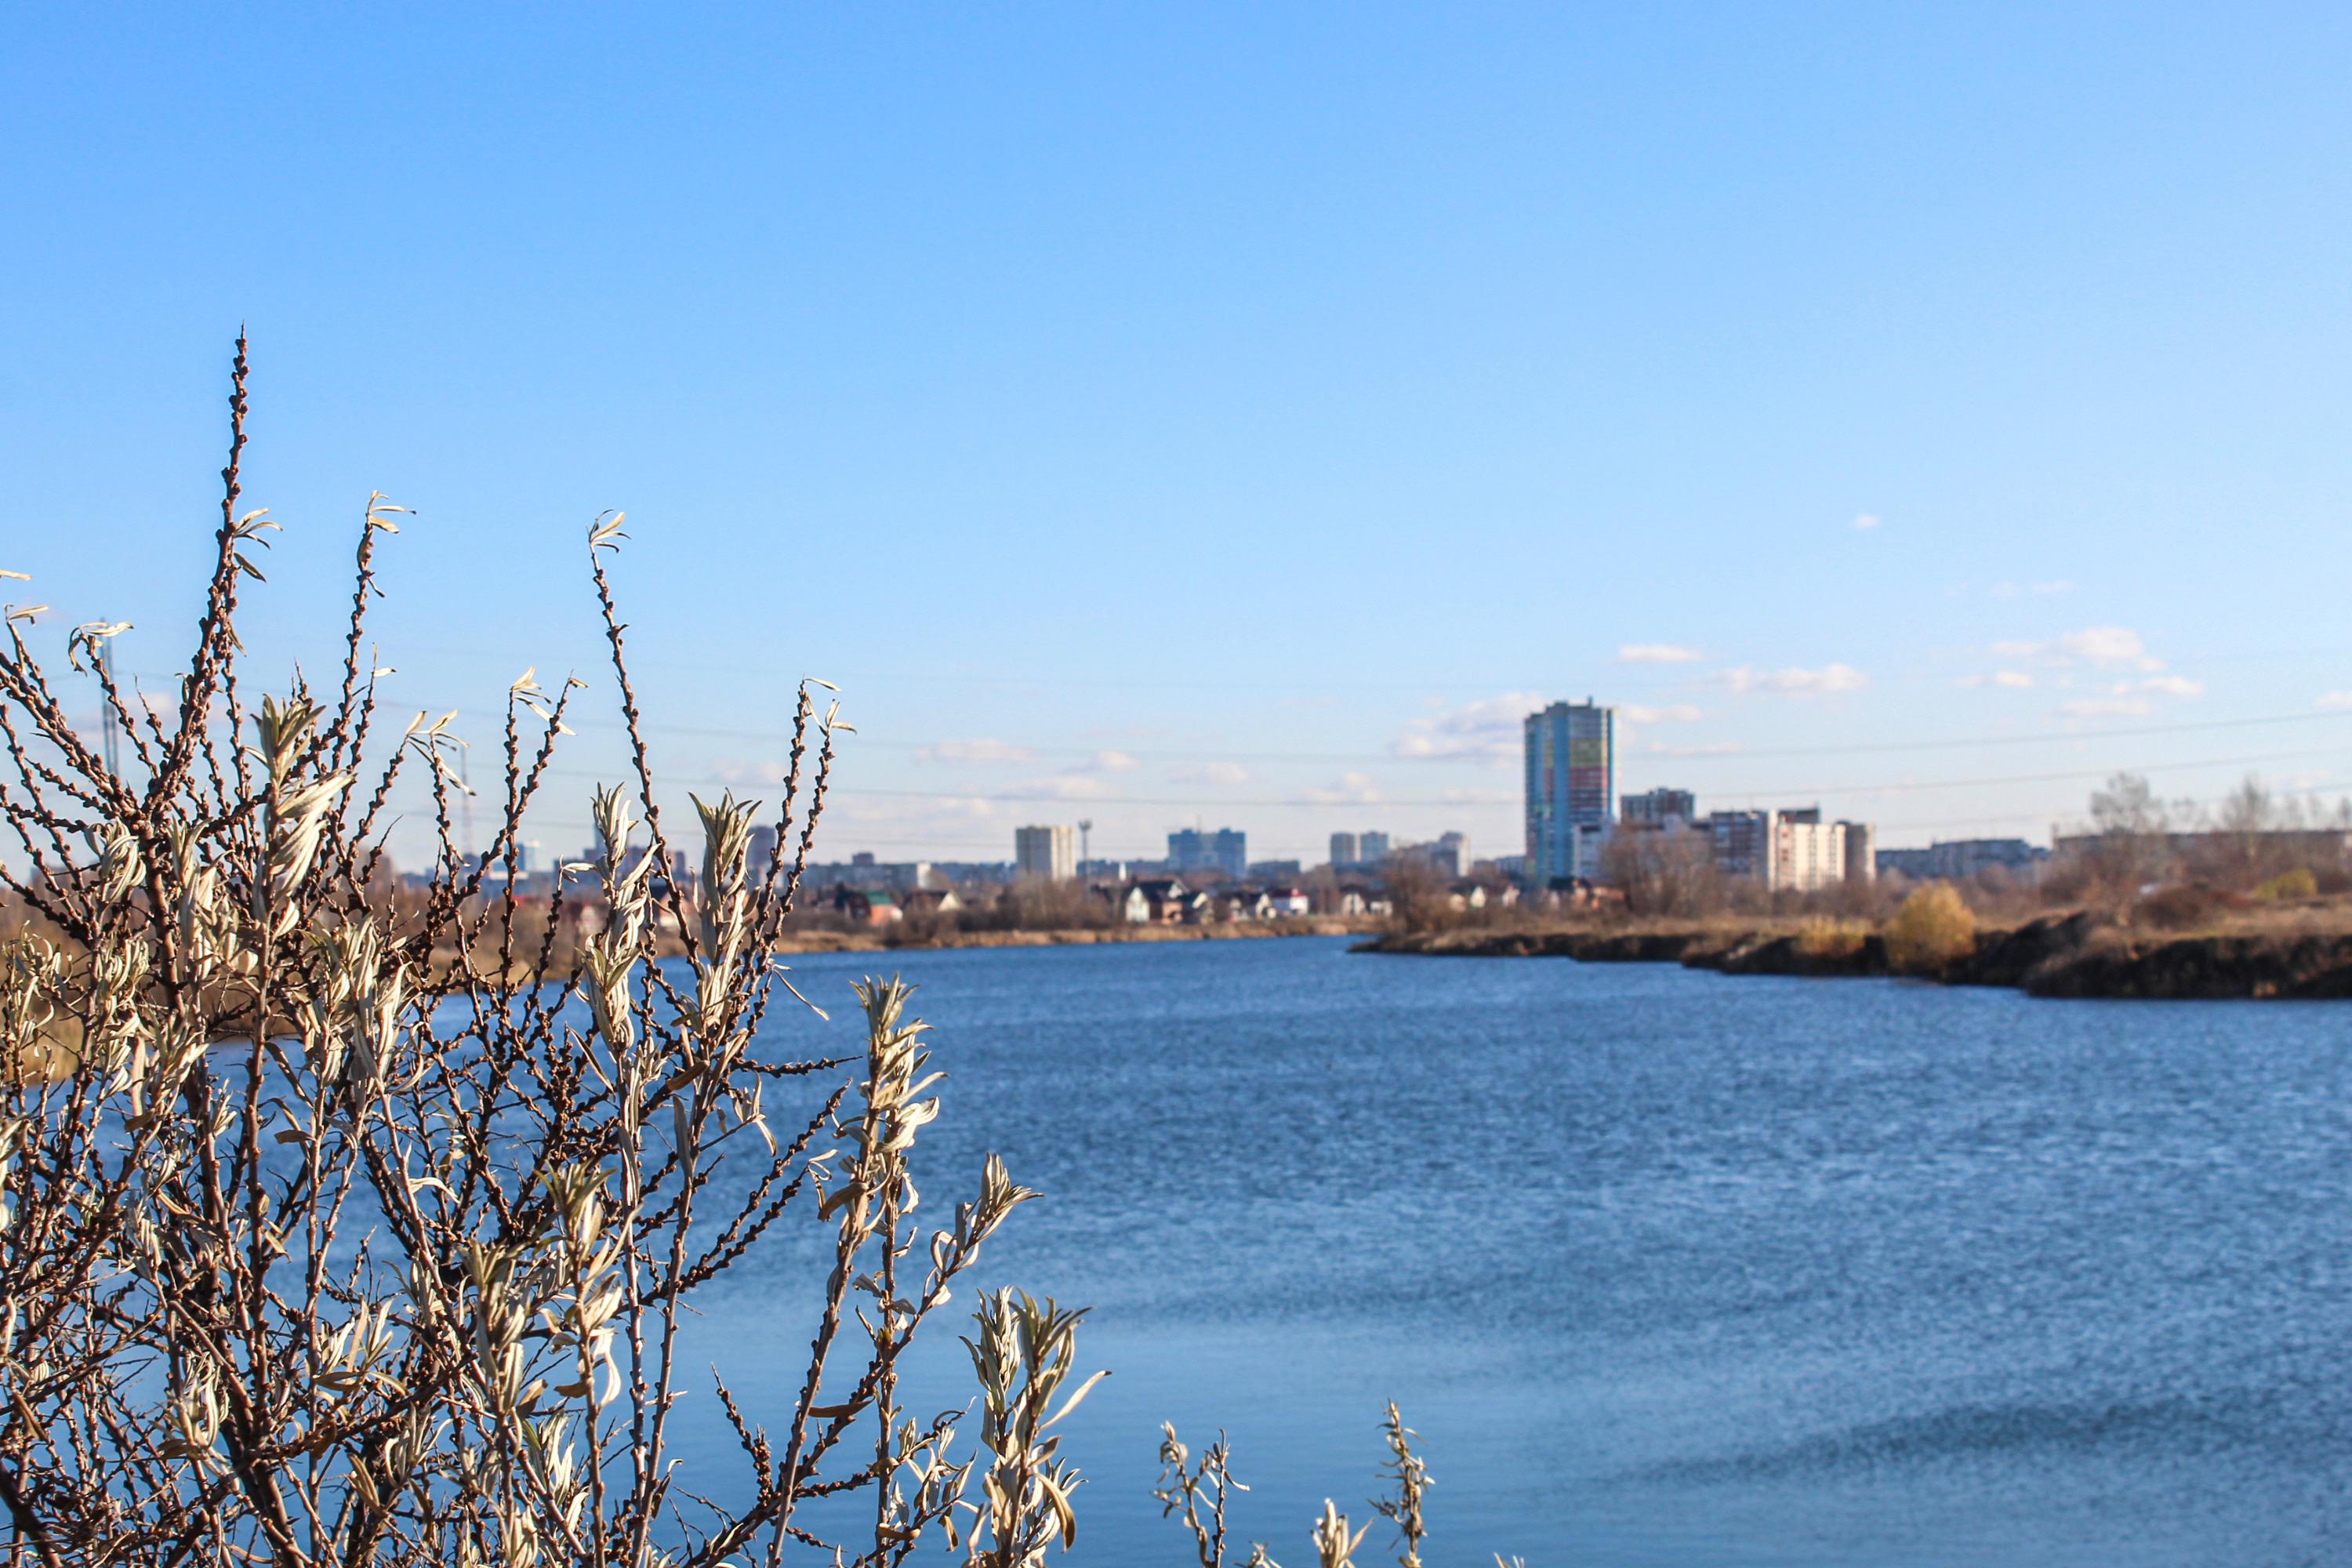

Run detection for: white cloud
[[917, 737, 1035, 765], [2058, 698, 2155, 718], [2060, 626, 2161, 670], [1621, 703, 1703, 724], [1644, 741, 1744, 757], [1853, 514, 1880, 532], [1955, 670, 2036, 690], [2318, 692, 2352, 711], [2140, 676, 2203, 699], [1986, 625, 2164, 673], [1029, 774, 1109, 800], [1300, 771, 1383, 805], [1172, 761, 1251, 786], [1392, 691, 1542, 764], [1718, 662, 1868, 696], [1020, 748, 1145, 799], [833, 793, 998, 826], [711, 757, 798, 786], [1615, 644, 1703, 665]]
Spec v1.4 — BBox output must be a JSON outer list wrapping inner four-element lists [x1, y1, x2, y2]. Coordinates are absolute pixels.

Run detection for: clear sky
[[7, 4, 2352, 869]]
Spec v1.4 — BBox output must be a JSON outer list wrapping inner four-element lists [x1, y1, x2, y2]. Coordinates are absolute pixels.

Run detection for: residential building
[[828, 885, 903, 927], [1708, 808, 1876, 892], [1220, 887, 1273, 922], [1358, 831, 1391, 862], [916, 861, 1017, 886], [1784, 818, 1848, 893], [804, 858, 942, 892], [1438, 831, 1471, 877], [1525, 700, 1615, 884], [1248, 859, 1304, 881], [1396, 834, 1472, 877], [1096, 884, 1152, 924], [898, 887, 964, 917], [1329, 831, 1360, 868], [1879, 838, 2049, 883], [1569, 823, 1611, 883], [1268, 886, 1312, 917], [1169, 827, 1247, 880], [1134, 877, 1194, 924], [1620, 787, 1697, 828], [1014, 825, 1076, 883], [1842, 822, 1878, 886]]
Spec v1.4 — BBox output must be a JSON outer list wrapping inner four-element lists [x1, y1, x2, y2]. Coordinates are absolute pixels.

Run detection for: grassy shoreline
[[1356, 912, 2352, 1000]]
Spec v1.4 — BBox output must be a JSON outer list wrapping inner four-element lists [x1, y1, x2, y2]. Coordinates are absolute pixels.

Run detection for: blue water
[[676, 935, 2352, 1566]]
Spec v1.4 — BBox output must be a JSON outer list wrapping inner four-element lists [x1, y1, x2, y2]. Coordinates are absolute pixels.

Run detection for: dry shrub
[[0, 345, 1102, 1565], [1883, 884, 1976, 975], [1795, 917, 1868, 960], [1160, 1403, 1438, 1568], [2134, 882, 2224, 931], [2256, 867, 2319, 902]]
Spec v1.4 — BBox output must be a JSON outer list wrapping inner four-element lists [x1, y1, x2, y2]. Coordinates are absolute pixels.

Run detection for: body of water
[[678, 935, 2352, 1566]]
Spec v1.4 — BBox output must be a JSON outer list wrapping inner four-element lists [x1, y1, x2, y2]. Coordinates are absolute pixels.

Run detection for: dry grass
[[1795, 918, 1871, 960]]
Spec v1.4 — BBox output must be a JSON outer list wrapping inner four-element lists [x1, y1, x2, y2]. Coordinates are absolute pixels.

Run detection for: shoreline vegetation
[[761, 915, 1374, 953], [1356, 909, 2352, 1000]]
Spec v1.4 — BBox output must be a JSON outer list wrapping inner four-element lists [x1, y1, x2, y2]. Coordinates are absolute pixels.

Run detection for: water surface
[[681, 935, 2352, 1566]]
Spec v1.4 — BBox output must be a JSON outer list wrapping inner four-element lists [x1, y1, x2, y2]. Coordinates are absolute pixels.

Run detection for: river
[[677, 934, 2352, 1566]]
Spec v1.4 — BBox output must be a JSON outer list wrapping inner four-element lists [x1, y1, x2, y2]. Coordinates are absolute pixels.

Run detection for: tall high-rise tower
[[1524, 700, 1614, 883]]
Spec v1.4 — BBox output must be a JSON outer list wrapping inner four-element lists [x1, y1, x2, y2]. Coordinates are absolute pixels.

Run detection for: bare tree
[[2187, 773, 2330, 890], [1599, 825, 1720, 918], [1377, 855, 1454, 935], [2068, 771, 2179, 909]]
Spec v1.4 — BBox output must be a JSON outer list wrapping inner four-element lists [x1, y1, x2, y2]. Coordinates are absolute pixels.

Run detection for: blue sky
[[7, 3, 2352, 869]]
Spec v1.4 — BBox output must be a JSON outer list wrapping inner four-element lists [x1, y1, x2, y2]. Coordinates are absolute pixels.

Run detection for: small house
[[829, 884, 904, 927]]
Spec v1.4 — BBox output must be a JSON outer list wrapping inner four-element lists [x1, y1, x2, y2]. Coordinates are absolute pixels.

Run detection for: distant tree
[[1883, 884, 1977, 975], [2073, 771, 2181, 909], [1379, 853, 1457, 934], [1599, 825, 1721, 918]]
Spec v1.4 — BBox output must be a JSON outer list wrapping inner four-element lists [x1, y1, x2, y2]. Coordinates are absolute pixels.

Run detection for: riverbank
[[768, 916, 1374, 954], [1358, 913, 2352, 999]]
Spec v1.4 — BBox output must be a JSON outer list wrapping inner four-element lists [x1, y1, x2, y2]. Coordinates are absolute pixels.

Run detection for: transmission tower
[[1077, 818, 1092, 877]]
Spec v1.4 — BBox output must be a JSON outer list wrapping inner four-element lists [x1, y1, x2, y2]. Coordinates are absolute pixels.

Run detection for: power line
[[516, 742, 2343, 812], [460, 702, 2352, 767]]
